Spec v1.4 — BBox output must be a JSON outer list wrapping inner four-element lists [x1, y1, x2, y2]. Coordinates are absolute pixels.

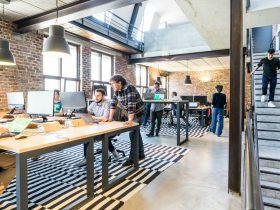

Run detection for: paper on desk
[[6, 118, 32, 133]]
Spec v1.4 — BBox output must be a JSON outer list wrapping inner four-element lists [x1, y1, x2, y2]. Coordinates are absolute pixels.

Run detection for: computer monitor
[[7, 92, 25, 110], [27, 91, 54, 119], [180, 96, 193, 102], [60, 91, 87, 113], [194, 96, 207, 106]]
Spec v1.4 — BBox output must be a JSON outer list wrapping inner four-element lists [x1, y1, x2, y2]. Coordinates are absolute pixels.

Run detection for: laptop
[[74, 113, 99, 124], [154, 93, 165, 100], [189, 102, 199, 108], [142, 93, 155, 100]]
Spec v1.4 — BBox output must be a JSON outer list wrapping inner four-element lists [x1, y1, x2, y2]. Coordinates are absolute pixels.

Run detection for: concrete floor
[[121, 119, 242, 210]]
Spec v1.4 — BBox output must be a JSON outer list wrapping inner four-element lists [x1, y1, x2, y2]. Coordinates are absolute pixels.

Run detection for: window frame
[[135, 65, 148, 96], [43, 42, 80, 92], [90, 50, 114, 98]]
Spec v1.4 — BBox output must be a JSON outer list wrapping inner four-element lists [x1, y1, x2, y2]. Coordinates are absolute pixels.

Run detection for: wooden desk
[[143, 100, 189, 145], [0, 121, 140, 210]]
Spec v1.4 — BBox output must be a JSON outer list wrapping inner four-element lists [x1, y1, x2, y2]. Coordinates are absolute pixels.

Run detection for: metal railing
[[243, 110, 263, 210], [247, 28, 255, 106], [71, 11, 144, 52]]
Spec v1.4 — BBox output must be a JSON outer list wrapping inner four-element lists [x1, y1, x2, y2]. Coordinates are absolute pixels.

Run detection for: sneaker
[[155, 133, 159, 137], [146, 133, 154, 137], [261, 95, 266, 102], [111, 149, 120, 159], [76, 158, 87, 167], [268, 101, 276, 108], [122, 159, 133, 167], [139, 155, 145, 160]]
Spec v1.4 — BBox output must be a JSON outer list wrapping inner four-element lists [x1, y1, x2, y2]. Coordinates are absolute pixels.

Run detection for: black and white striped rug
[[141, 117, 209, 138], [0, 139, 189, 210]]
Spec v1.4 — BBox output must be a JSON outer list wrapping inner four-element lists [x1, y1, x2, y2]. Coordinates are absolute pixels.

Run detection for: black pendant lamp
[[42, 0, 70, 58], [184, 60, 192, 85], [0, 3, 15, 66], [184, 75, 192, 85], [156, 76, 162, 85]]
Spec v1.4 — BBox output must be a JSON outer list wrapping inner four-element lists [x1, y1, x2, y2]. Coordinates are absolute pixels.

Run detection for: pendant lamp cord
[[2, 3, 4, 34], [55, 0, 58, 24]]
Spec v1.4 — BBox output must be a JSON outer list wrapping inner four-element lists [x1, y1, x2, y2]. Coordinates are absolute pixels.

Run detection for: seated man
[[76, 89, 120, 167], [0, 127, 16, 195]]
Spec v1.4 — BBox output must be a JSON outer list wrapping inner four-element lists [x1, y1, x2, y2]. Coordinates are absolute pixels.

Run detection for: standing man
[[76, 89, 120, 167], [146, 81, 165, 137], [210, 85, 226, 137], [251, 48, 280, 107], [109, 75, 145, 167]]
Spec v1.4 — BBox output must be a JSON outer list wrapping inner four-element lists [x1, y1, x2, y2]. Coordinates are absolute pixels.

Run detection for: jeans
[[129, 115, 145, 159], [210, 108, 224, 136], [262, 74, 277, 101], [149, 110, 163, 135], [142, 103, 151, 126]]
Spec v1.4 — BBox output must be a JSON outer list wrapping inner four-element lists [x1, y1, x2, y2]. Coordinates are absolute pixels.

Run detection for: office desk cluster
[[0, 117, 140, 210]]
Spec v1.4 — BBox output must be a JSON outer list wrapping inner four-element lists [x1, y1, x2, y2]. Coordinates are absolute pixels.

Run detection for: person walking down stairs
[[251, 48, 280, 108]]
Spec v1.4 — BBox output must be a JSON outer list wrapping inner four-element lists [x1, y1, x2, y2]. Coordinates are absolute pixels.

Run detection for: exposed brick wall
[[0, 18, 44, 110], [115, 55, 136, 85], [81, 46, 91, 98], [167, 69, 251, 111]]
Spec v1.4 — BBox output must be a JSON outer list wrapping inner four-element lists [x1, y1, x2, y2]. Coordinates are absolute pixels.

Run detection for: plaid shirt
[[110, 84, 145, 117]]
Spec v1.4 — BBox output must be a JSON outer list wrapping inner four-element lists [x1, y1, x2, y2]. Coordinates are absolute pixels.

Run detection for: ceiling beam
[[14, 0, 147, 33], [128, 49, 231, 64]]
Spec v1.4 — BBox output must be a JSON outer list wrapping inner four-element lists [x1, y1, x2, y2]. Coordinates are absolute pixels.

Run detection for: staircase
[[253, 51, 280, 209]]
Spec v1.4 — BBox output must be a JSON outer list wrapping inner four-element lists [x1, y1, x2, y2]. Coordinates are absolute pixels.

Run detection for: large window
[[91, 51, 113, 98], [136, 65, 148, 96], [43, 42, 80, 92]]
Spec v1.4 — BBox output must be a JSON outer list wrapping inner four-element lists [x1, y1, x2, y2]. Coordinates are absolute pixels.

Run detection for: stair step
[[261, 181, 280, 200], [256, 108, 280, 115], [259, 146, 280, 161], [260, 158, 280, 170], [263, 197, 280, 209], [261, 167, 280, 183], [258, 123, 280, 130]]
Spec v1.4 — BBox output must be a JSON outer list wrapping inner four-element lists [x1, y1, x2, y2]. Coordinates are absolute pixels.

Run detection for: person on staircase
[[251, 48, 280, 108]]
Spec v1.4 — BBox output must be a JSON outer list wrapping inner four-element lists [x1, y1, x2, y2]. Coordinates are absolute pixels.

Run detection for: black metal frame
[[135, 65, 148, 96], [12, 124, 140, 210], [144, 100, 189, 145]]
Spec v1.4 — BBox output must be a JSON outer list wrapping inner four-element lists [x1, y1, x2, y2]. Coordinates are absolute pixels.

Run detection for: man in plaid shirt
[[109, 75, 145, 167]]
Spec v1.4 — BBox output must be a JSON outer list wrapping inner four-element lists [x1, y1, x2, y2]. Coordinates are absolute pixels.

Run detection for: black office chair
[[94, 106, 125, 161]]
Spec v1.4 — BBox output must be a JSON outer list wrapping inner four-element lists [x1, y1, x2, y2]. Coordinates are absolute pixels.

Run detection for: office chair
[[94, 106, 125, 161]]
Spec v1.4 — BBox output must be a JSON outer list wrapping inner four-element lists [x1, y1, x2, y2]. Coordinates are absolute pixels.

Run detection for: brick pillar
[[81, 46, 91, 98]]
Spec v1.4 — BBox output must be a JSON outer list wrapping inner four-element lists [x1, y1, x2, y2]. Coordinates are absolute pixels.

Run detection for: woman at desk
[[54, 89, 63, 116], [210, 85, 226, 137]]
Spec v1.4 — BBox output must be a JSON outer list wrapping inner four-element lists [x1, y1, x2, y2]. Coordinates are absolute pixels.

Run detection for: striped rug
[[141, 117, 209, 138], [0, 138, 189, 210]]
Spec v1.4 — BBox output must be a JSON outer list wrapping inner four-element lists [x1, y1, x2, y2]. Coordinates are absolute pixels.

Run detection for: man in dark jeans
[[251, 48, 280, 107], [109, 74, 145, 167], [146, 82, 165, 137]]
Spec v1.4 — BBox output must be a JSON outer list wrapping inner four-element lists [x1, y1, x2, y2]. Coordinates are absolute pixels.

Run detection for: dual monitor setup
[[7, 91, 88, 122]]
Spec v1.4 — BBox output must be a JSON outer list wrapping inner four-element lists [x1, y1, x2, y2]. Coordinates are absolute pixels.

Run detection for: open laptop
[[74, 113, 99, 124], [154, 93, 165, 100], [142, 93, 154, 100], [189, 102, 199, 108]]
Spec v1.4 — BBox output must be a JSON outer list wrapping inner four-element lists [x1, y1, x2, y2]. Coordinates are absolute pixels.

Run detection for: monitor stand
[[32, 116, 49, 123]]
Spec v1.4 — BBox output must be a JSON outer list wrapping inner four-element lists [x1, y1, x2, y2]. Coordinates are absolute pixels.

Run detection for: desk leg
[[201, 110, 205, 127], [132, 127, 139, 169], [176, 104, 180, 146], [102, 134, 109, 190], [16, 154, 28, 210], [185, 108, 189, 141], [85, 140, 94, 196]]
